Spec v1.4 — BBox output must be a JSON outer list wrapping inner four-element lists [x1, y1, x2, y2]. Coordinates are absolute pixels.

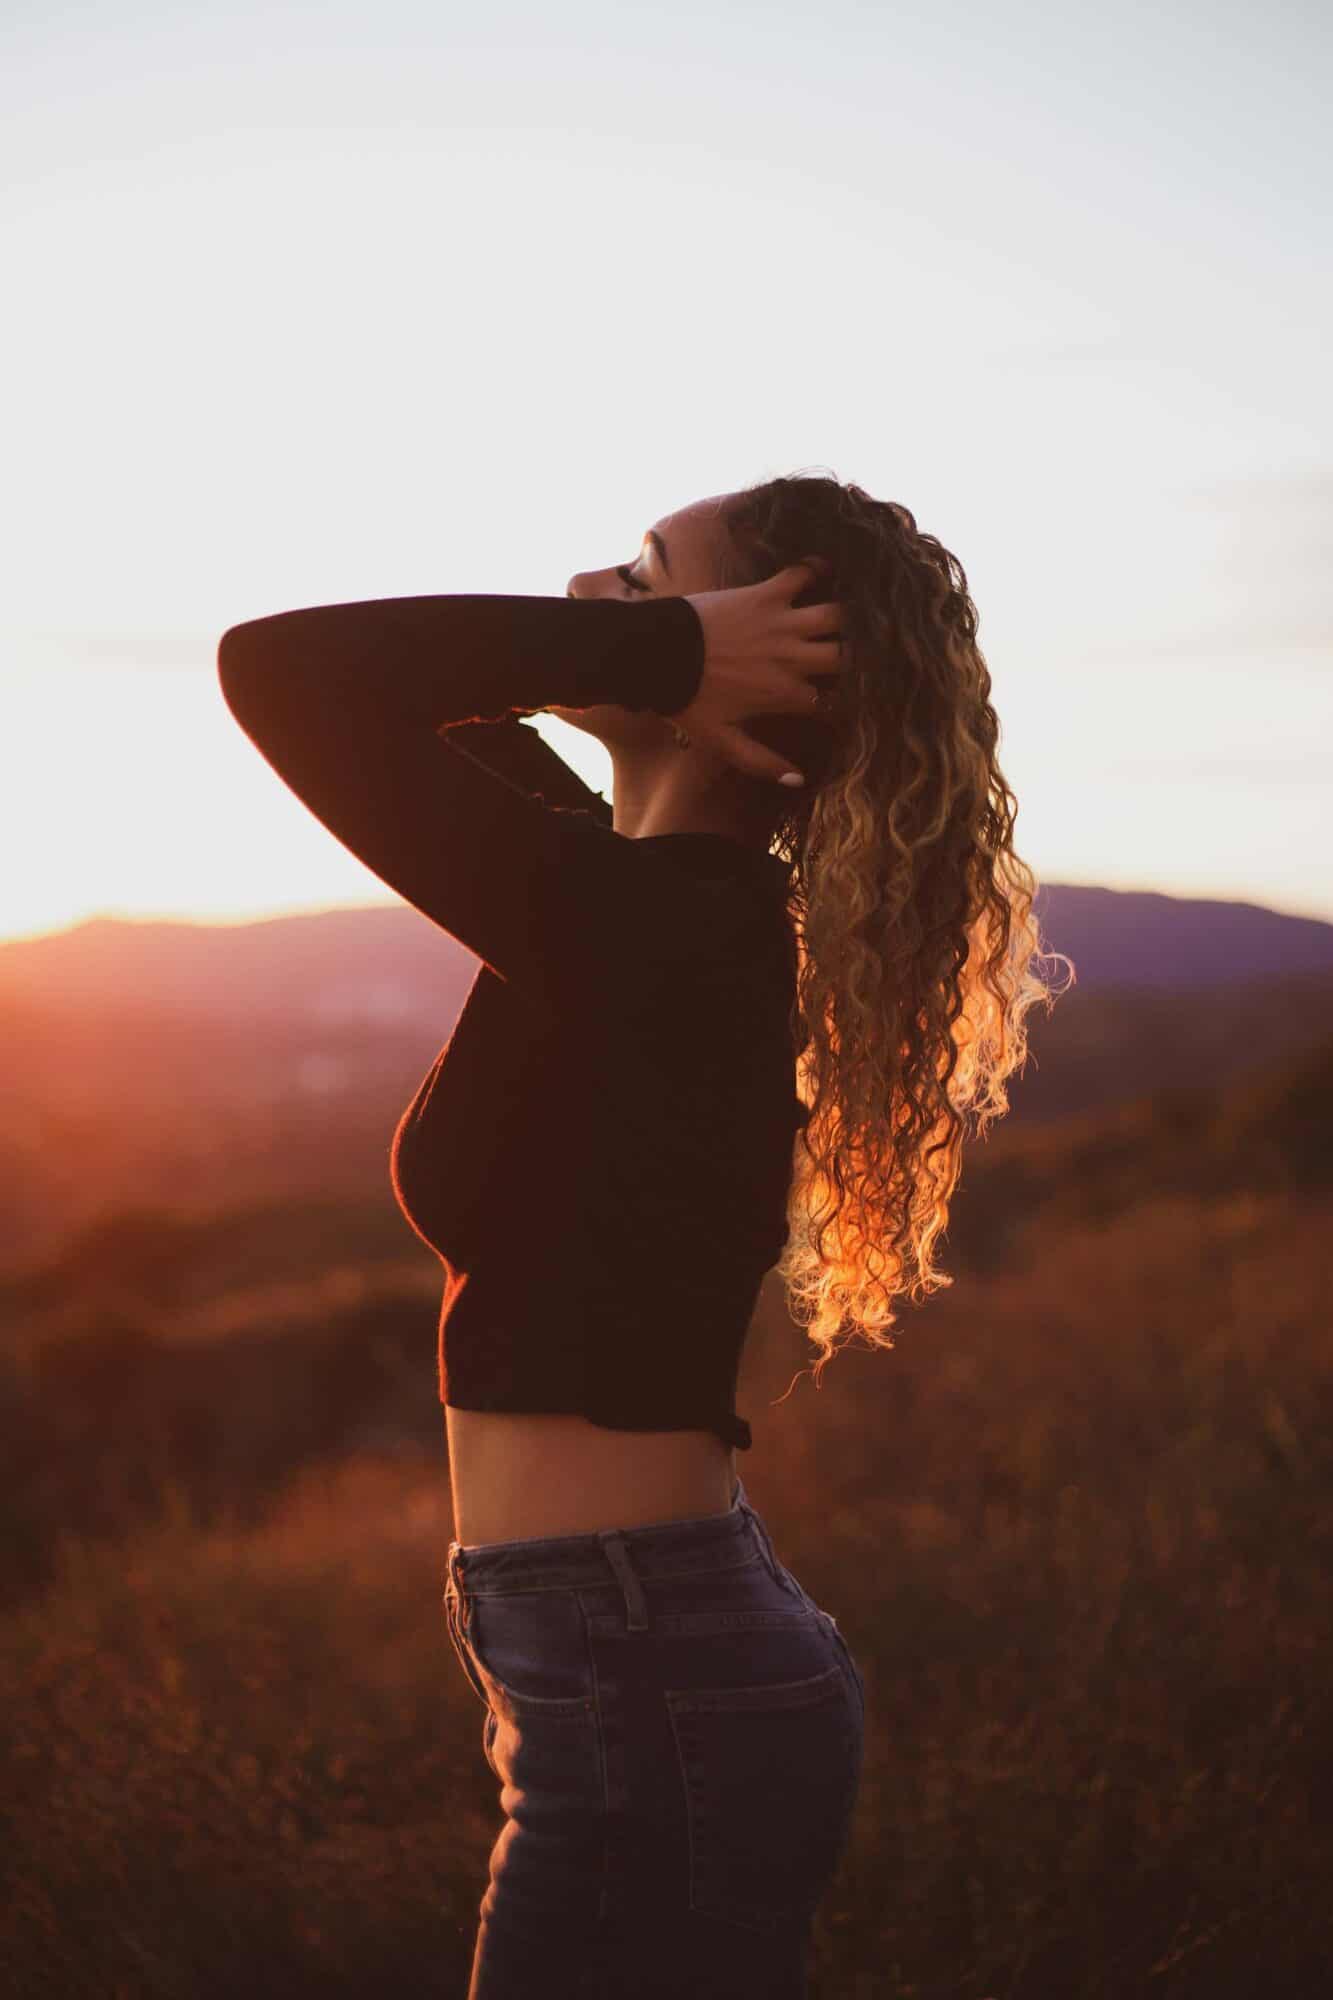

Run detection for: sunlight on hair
[[719, 472, 1076, 1377]]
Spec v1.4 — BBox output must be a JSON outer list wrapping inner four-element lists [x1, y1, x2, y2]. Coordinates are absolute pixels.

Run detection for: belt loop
[[743, 1498, 784, 1586], [597, 1529, 649, 1632]]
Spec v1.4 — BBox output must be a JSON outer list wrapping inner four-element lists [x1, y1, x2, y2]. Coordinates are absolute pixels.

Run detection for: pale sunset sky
[[2, 0, 1329, 943]]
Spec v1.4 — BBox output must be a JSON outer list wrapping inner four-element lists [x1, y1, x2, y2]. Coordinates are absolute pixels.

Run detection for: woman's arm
[[215, 594, 703, 1007]]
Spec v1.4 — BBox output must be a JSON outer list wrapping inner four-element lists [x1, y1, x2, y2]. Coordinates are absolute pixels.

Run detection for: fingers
[[795, 637, 844, 675], [790, 599, 841, 634], [741, 643, 841, 718], [779, 632, 844, 678], [770, 556, 834, 596]]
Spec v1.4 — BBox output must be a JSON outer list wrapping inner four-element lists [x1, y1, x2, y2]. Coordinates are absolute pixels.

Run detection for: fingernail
[[779, 771, 805, 788]]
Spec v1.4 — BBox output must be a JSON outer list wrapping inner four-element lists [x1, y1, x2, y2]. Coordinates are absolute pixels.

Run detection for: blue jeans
[[443, 1472, 866, 1999]]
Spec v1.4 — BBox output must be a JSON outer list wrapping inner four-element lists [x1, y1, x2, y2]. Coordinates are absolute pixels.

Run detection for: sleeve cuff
[[576, 595, 706, 718]]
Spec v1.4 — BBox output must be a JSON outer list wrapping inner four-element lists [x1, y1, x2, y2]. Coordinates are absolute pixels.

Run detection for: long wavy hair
[[714, 470, 1075, 1381]]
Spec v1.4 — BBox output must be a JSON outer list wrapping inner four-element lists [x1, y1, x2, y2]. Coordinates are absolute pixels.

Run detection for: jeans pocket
[[444, 1586, 491, 1710], [465, 1590, 598, 1718], [665, 1659, 863, 1935], [455, 1590, 603, 1813]]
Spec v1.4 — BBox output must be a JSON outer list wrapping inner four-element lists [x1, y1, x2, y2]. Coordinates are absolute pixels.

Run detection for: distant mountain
[[1, 882, 1330, 1027], [1029, 883, 1333, 990], [0, 905, 474, 1026]]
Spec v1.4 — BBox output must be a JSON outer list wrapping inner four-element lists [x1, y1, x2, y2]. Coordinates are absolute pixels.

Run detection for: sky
[[2, 0, 1330, 944]]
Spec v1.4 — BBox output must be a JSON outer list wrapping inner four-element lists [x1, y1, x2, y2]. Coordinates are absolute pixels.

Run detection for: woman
[[217, 472, 1058, 1998]]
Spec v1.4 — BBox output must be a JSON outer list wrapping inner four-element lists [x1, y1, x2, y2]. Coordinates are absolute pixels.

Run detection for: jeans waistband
[[444, 1473, 783, 1622]]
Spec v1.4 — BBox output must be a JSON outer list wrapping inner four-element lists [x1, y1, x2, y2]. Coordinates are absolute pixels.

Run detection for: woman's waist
[[444, 1405, 737, 1549]]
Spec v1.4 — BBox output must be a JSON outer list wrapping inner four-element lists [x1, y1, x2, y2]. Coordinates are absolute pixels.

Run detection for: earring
[[670, 721, 692, 750]]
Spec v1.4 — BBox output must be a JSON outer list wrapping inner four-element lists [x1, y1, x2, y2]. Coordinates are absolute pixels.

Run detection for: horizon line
[[3, 876, 1333, 950]]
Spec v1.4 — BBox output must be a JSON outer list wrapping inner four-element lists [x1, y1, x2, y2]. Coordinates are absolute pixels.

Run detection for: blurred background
[[2, 2, 1330, 1995]]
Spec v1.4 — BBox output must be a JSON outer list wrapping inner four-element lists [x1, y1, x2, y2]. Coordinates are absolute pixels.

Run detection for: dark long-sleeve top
[[215, 593, 803, 1452]]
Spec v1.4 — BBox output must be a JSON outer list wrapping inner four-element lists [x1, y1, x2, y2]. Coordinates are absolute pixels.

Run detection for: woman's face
[[550, 491, 738, 739]]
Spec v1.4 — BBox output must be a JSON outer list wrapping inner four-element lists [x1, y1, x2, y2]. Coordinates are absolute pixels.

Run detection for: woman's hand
[[676, 559, 843, 786]]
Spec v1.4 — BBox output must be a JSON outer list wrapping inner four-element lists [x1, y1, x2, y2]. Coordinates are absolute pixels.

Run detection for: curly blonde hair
[[716, 470, 1075, 1380]]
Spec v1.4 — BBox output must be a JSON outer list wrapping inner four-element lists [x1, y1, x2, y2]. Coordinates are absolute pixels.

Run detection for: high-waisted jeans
[[443, 1472, 866, 1999]]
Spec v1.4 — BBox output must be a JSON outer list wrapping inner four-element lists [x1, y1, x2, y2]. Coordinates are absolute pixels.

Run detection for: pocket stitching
[[664, 1658, 846, 1717], [652, 1607, 823, 1640], [472, 1657, 597, 1719]]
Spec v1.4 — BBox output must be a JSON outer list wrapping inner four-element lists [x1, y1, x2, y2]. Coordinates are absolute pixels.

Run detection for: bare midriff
[[444, 1406, 737, 1547]]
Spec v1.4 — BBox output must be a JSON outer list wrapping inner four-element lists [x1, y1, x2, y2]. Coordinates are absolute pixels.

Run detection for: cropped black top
[[216, 591, 803, 1451]]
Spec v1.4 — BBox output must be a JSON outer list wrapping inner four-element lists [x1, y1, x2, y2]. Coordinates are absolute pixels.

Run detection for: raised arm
[[216, 593, 704, 1006]]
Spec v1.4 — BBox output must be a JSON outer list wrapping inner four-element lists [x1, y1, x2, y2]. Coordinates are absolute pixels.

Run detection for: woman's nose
[[566, 569, 616, 600]]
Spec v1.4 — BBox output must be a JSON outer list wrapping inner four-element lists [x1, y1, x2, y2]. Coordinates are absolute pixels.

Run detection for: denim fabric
[[443, 1473, 866, 1999]]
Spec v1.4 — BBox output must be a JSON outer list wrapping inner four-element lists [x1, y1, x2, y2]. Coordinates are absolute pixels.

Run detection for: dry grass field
[[4, 1165, 1330, 1996]]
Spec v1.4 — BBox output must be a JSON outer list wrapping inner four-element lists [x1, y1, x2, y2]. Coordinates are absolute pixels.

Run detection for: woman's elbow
[[218, 613, 267, 669], [216, 618, 279, 714]]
